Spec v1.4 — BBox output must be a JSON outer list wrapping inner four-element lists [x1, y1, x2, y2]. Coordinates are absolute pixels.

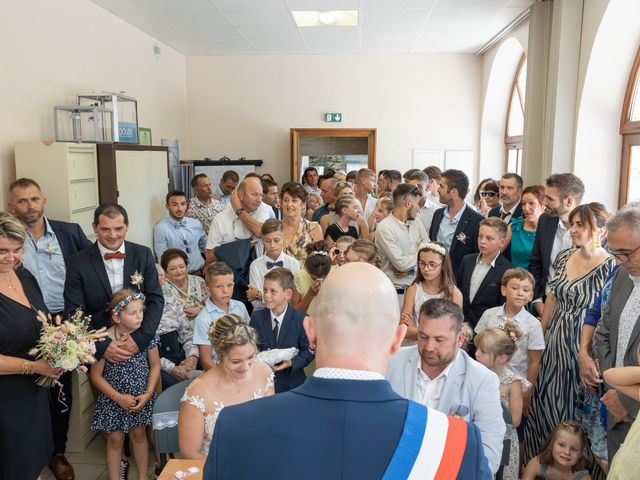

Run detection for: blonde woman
[[178, 314, 274, 459]]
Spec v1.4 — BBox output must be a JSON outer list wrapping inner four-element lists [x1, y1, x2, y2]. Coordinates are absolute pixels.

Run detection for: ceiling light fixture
[[292, 10, 358, 27]]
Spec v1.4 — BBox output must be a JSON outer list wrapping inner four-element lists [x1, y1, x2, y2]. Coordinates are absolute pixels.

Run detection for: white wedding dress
[[181, 372, 274, 456]]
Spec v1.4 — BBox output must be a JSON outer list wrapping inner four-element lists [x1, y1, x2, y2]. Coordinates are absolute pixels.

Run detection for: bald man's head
[[310, 263, 400, 361]]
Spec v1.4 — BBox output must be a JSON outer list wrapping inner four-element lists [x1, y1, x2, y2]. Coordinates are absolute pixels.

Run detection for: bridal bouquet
[[29, 309, 108, 388]]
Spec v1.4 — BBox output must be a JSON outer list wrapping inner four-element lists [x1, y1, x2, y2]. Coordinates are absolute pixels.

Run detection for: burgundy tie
[[104, 252, 127, 260]]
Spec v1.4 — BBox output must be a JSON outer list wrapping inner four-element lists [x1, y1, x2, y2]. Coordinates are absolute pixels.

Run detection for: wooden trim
[[619, 133, 640, 208], [290, 128, 377, 182], [620, 45, 640, 133], [504, 54, 527, 172]]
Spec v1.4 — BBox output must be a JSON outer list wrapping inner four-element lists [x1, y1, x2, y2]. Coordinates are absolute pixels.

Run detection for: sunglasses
[[480, 191, 498, 198]]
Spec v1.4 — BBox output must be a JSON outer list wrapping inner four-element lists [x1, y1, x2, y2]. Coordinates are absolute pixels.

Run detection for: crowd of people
[[1, 164, 640, 480]]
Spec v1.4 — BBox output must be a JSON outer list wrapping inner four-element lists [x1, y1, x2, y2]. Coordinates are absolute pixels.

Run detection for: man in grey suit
[[387, 298, 505, 474], [596, 207, 640, 459]]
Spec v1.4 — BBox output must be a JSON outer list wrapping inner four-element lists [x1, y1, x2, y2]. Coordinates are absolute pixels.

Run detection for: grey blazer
[[386, 347, 505, 474], [596, 266, 640, 420]]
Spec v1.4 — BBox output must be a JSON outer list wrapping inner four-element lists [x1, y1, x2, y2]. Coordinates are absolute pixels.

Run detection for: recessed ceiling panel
[[89, 0, 535, 55]]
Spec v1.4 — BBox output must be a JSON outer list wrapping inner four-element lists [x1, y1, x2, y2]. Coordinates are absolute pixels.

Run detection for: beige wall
[[0, 0, 187, 205], [185, 54, 482, 184]]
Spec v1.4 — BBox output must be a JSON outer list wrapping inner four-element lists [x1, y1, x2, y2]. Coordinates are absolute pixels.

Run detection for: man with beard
[[488, 172, 523, 225], [8, 178, 91, 480], [375, 183, 429, 297], [387, 298, 504, 474], [528, 173, 584, 316], [429, 169, 484, 272]]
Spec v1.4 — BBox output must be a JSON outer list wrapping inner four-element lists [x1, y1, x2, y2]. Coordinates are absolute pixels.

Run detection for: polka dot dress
[[92, 336, 159, 433]]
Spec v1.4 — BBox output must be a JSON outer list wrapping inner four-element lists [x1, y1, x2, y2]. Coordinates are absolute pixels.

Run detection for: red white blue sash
[[382, 401, 467, 479]]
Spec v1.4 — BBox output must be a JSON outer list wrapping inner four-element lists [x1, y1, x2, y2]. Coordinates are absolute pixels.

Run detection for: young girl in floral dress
[[90, 289, 160, 480]]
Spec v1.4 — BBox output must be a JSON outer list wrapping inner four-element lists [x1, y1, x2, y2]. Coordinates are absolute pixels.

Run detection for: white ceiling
[[90, 0, 536, 55]]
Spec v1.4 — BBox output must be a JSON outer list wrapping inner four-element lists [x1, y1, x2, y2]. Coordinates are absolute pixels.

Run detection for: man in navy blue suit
[[64, 203, 164, 363], [9, 178, 92, 480], [429, 169, 484, 272], [204, 263, 491, 479], [249, 267, 313, 392]]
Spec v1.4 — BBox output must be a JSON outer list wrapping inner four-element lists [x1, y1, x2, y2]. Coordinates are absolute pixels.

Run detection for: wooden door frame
[[290, 128, 377, 181]]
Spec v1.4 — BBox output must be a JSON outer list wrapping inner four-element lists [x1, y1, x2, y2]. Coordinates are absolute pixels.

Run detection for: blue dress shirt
[[437, 204, 467, 251], [154, 216, 206, 271], [22, 218, 66, 312]]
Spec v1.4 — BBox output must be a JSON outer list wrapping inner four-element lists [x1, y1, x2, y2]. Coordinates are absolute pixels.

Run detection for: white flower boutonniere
[[130, 271, 144, 290], [45, 243, 57, 259], [456, 232, 467, 245]]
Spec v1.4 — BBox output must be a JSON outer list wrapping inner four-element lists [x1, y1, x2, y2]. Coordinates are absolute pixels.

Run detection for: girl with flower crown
[[475, 322, 530, 480], [400, 242, 462, 345], [90, 288, 160, 480]]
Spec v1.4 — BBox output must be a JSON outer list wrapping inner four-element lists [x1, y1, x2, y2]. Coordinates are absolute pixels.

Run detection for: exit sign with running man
[[324, 113, 343, 122]]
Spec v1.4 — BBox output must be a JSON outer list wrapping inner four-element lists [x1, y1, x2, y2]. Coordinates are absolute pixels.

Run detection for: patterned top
[[189, 196, 224, 234], [180, 368, 274, 456], [162, 275, 207, 309], [156, 297, 198, 372], [284, 218, 319, 264]]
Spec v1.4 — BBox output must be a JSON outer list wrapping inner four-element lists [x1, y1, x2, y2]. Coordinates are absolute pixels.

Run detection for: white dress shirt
[[97, 242, 126, 292], [546, 220, 572, 294], [375, 213, 429, 288], [414, 353, 456, 408], [469, 252, 500, 302], [314, 368, 385, 381]]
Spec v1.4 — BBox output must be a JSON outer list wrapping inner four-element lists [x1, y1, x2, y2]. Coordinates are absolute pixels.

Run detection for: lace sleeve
[[180, 391, 206, 414]]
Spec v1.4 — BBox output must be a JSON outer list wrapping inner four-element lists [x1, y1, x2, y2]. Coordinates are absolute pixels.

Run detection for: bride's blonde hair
[[208, 314, 257, 359]]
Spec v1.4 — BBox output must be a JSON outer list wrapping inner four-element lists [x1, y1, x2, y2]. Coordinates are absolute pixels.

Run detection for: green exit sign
[[324, 112, 343, 122]]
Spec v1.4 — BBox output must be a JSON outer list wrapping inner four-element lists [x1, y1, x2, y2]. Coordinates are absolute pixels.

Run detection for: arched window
[[620, 45, 640, 206], [505, 54, 526, 175]]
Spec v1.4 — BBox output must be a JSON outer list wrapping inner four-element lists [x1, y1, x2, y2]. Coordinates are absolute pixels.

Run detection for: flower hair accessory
[[310, 251, 329, 256], [113, 293, 146, 315], [173, 466, 200, 479], [498, 323, 518, 342], [418, 242, 447, 256]]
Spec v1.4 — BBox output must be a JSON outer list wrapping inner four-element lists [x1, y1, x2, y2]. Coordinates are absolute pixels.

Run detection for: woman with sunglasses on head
[[319, 181, 370, 240], [400, 242, 462, 346], [474, 179, 500, 216]]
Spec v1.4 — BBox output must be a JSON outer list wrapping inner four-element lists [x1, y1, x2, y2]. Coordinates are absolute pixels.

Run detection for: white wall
[[185, 54, 482, 185], [0, 0, 188, 205]]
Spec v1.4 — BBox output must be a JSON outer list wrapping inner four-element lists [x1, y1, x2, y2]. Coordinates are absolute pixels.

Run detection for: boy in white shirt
[[247, 219, 300, 311], [475, 267, 545, 409]]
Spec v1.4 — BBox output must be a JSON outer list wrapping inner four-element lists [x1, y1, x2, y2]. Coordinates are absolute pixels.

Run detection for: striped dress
[[525, 248, 613, 463]]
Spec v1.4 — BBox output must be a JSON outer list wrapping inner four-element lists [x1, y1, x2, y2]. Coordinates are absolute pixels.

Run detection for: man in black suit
[[488, 172, 523, 224], [262, 178, 282, 220], [64, 203, 164, 363], [429, 169, 484, 272], [528, 173, 584, 316], [8, 178, 92, 480]]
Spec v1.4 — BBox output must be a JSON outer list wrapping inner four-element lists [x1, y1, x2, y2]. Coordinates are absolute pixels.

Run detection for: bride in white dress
[[178, 314, 274, 458]]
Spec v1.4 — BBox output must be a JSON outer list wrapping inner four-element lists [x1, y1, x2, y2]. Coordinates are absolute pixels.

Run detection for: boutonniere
[[456, 232, 467, 245], [449, 404, 470, 419], [173, 466, 200, 479], [130, 271, 144, 290], [45, 243, 57, 259]]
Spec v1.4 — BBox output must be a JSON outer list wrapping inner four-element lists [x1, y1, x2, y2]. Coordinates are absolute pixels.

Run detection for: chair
[[495, 404, 513, 480], [152, 378, 194, 469]]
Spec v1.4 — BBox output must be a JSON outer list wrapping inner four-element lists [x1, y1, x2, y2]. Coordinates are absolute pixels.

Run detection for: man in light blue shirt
[[154, 190, 206, 273], [214, 170, 239, 206], [8, 178, 91, 480]]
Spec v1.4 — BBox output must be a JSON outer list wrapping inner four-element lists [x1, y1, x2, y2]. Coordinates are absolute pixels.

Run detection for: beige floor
[[40, 434, 157, 480]]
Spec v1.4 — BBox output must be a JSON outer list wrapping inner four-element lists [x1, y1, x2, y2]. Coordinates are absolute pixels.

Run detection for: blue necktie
[[266, 261, 284, 269]]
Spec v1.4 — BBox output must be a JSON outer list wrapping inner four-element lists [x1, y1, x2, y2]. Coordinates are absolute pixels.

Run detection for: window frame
[[504, 54, 527, 174], [619, 46, 640, 207]]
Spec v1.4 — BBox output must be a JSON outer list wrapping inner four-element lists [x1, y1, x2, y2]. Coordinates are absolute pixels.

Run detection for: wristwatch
[[235, 207, 244, 217]]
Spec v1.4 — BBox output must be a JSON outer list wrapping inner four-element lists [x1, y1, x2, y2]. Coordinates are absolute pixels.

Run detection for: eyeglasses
[[418, 260, 443, 270], [480, 191, 498, 198], [611, 244, 640, 262]]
